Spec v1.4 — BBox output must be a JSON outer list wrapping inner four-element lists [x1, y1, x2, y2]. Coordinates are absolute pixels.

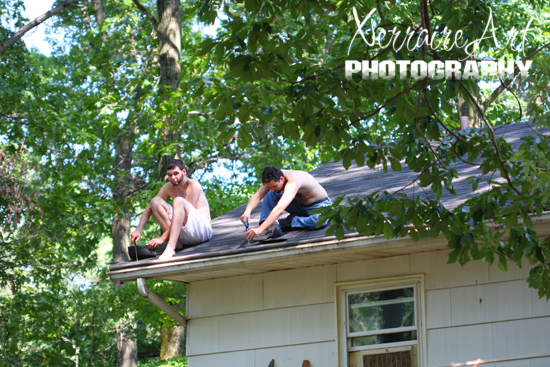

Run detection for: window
[[336, 276, 425, 367]]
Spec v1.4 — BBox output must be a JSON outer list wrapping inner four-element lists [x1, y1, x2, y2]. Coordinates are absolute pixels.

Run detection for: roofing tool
[[246, 219, 251, 246]]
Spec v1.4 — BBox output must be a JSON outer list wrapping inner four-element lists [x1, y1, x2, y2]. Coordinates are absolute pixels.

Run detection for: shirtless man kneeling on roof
[[130, 159, 212, 260], [241, 166, 332, 241]]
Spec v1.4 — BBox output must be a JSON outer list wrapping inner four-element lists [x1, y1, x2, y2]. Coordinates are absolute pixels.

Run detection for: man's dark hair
[[166, 159, 186, 171], [262, 166, 284, 183]]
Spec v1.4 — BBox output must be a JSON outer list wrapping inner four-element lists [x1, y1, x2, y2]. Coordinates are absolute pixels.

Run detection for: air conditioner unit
[[349, 345, 417, 367]]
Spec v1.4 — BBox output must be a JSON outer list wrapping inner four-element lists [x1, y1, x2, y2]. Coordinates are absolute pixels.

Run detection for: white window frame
[[335, 275, 426, 367]]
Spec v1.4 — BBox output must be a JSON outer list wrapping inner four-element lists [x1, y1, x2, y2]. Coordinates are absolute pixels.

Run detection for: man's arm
[[240, 185, 269, 225], [246, 181, 299, 240], [130, 205, 153, 244], [130, 183, 172, 244]]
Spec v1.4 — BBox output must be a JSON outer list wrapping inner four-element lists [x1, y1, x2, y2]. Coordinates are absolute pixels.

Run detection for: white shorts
[[167, 204, 213, 245]]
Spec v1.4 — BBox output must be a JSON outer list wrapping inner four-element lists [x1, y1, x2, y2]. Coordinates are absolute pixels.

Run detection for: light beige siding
[[188, 304, 335, 355], [426, 288, 451, 329], [187, 274, 264, 318], [188, 341, 337, 367], [410, 250, 491, 290], [428, 323, 493, 365], [449, 280, 533, 326], [187, 249, 550, 367], [335, 254, 411, 281], [428, 317, 550, 366], [263, 265, 336, 309]]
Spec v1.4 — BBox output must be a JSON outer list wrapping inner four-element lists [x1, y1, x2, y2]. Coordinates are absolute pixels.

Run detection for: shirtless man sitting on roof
[[241, 166, 332, 241], [130, 159, 212, 260]]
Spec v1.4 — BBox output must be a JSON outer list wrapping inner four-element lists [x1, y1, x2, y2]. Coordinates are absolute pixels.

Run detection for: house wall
[[186, 249, 550, 367]]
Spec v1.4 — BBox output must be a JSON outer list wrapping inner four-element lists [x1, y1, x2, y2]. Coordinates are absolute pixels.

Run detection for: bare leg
[[148, 197, 183, 250], [158, 197, 192, 260], [149, 196, 172, 232]]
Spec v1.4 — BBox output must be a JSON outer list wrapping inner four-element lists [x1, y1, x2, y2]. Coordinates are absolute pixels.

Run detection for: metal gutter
[[137, 278, 187, 327]]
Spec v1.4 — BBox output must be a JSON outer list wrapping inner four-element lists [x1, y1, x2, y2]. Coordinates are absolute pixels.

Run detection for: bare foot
[[158, 248, 176, 260]]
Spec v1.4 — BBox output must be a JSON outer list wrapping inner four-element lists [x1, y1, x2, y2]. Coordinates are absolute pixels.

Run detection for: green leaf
[[389, 157, 402, 172], [448, 249, 460, 264], [383, 222, 393, 239], [335, 225, 345, 240]]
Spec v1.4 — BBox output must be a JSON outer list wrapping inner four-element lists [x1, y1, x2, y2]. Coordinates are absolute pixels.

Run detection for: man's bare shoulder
[[156, 182, 177, 200], [187, 177, 204, 190], [282, 169, 315, 182], [163, 181, 178, 193], [281, 169, 298, 178]]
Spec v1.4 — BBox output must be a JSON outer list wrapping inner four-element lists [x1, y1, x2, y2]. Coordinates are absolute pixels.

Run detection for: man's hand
[[240, 212, 250, 226], [148, 237, 165, 249], [130, 231, 141, 245], [246, 228, 262, 241]]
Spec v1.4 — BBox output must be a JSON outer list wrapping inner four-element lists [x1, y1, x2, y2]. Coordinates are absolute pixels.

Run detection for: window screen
[[348, 286, 417, 347]]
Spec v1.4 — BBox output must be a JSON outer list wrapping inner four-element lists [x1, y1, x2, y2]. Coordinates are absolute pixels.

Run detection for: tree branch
[[482, 69, 519, 111], [131, 0, 159, 29], [422, 81, 481, 153], [420, 0, 432, 46], [417, 83, 453, 173], [0, 0, 75, 53], [347, 79, 424, 127], [455, 78, 524, 197], [390, 158, 440, 198], [482, 41, 550, 111], [498, 76, 523, 123]]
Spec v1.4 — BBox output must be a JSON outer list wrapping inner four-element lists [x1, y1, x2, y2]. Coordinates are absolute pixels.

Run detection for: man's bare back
[[280, 169, 327, 205], [241, 166, 331, 240]]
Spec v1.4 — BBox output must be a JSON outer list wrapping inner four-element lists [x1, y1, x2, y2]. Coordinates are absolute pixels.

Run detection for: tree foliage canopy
[[191, 0, 550, 298], [1, 0, 550, 364], [1, 0, 325, 364]]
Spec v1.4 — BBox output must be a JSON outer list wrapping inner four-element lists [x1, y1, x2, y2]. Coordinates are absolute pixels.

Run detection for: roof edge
[[108, 212, 550, 283]]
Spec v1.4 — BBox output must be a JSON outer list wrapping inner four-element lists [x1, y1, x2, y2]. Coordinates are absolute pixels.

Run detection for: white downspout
[[136, 278, 187, 327]]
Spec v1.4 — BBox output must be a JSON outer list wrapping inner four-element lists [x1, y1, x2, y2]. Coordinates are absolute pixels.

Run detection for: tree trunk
[[154, 2, 187, 357], [112, 213, 131, 264], [112, 118, 139, 367], [160, 324, 186, 360], [112, 143, 138, 367], [91, 0, 105, 23], [86, 2, 139, 364], [457, 91, 480, 128], [112, 160, 138, 367], [457, 61, 481, 128], [156, 0, 182, 177], [157, 0, 181, 95], [112, 122, 136, 264], [116, 322, 138, 367], [91, 0, 107, 42]]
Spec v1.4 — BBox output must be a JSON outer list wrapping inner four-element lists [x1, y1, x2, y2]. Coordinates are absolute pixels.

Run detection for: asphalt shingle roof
[[110, 122, 548, 271]]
